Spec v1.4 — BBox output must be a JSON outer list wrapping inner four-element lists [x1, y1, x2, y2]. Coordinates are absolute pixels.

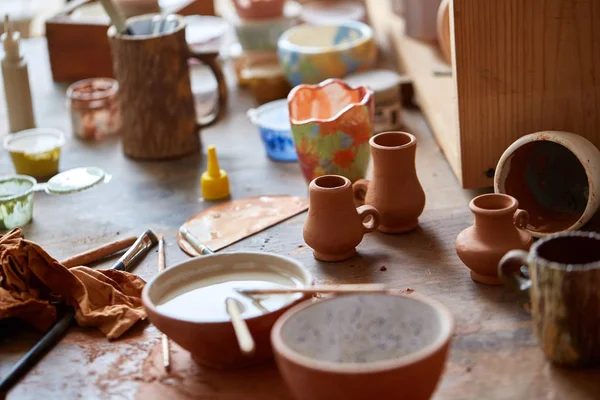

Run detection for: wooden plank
[[365, 0, 461, 185], [453, 0, 600, 188]]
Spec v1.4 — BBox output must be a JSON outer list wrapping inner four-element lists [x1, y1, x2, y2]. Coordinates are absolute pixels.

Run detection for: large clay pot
[[495, 131, 600, 238], [304, 175, 380, 262], [353, 131, 426, 233], [456, 193, 533, 285]]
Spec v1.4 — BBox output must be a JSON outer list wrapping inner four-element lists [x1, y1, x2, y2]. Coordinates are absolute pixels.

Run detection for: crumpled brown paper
[[0, 229, 146, 339]]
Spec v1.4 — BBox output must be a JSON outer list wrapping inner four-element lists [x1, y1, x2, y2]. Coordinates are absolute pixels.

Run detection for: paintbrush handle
[[0, 230, 158, 395], [99, 0, 131, 34], [226, 298, 255, 355], [0, 309, 74, 394], [61, 236, 137, 268], [238, 284, 389, 296]]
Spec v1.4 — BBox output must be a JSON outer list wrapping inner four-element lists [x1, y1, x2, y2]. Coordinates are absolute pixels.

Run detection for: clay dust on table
[[135, 342, 292, 400]]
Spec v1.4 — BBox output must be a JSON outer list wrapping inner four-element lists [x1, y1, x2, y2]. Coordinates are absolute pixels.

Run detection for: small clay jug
[[304, 175, 380, 262], [456, 193, 533, 285], [353, 131, 425, 233]]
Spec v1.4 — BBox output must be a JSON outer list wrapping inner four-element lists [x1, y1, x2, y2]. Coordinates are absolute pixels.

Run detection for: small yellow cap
[[201, 145, 230, 200]]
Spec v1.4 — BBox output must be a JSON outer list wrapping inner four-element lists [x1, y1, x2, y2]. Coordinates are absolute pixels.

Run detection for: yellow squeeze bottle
[[201, 145, 230, 200]]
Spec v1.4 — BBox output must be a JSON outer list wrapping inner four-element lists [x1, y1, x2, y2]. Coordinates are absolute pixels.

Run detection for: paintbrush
[[0, 229, 159, 395], [235, 284, 391, 296], [99, 0, 133, 35], [157, 236, 171, 372]]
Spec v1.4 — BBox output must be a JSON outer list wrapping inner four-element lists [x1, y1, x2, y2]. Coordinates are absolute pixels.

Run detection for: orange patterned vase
[[288, 79, 374, 183]]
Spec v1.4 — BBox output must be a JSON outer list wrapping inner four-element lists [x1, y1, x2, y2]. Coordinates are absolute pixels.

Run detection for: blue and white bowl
[[277, 21, 377, 86], [247, 99, 297, 162]]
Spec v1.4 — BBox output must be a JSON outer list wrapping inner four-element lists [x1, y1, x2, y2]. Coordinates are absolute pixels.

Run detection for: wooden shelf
[[366, 0, 461, 184]]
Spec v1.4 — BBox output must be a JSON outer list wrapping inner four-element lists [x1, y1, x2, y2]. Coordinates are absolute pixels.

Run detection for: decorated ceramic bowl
[[272, 293, 454, 400], [234, 1, 302, 52], [288, 79, 374, 182], [277, 21, 377, 86]]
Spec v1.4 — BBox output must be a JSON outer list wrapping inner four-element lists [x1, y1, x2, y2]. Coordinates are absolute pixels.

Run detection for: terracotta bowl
[[234, 0, 286, 20], [271, 293, 454, 400], [278, 21, 377, 86], [142, 252, 313, 369], [495, 131, 600, 237]]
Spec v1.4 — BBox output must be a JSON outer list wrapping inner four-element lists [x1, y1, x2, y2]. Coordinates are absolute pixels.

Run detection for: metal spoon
[[225, 297, 255, 355]]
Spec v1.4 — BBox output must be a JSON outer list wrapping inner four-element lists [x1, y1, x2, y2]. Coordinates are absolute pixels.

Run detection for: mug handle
[[498, 250, 531, 291], [353, 179, 370, 205], [187, 50, 228, 128], [357, 205, 380, 233], [513, 209, 529, 230]]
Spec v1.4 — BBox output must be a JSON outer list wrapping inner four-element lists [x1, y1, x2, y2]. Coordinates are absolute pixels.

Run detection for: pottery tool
[[177, 196, 309, 257], [179, 226, 214, 256], [157, 236, 171, 372], [98, 0, 133, 35], [225, 297, 256, 355], [0, 229, 158, 395], [236, 284, 389, 296], [163, 14, 179, 33]]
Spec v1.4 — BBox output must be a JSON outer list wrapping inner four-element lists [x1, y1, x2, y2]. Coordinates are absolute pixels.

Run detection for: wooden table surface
[[1, 38, 600, 400]]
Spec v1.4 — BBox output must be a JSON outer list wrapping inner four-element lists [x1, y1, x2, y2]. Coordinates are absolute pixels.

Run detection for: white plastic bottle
[[1, 15, 35, 133]]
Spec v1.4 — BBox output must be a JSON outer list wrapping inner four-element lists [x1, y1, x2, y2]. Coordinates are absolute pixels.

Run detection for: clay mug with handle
[[499, 231, 600, 366], [304, 175, 380, 262]]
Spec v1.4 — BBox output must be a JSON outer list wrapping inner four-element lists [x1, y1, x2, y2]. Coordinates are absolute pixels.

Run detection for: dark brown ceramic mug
[[108, 14, 228, 160], [499, 231, 600, 366]]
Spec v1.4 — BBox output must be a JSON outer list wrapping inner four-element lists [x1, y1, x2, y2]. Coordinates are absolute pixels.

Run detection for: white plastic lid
[[247, 99, 291, 131], [185, 15, 228, 45], [4, 128, 65, 155], [301, 1, 366, 25], [344, 69, 403, 94]]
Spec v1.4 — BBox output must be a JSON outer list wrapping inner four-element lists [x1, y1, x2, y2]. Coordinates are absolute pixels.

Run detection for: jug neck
[[470, 194, 519, 231]]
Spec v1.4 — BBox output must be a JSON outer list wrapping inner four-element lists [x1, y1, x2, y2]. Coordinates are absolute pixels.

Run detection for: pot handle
[[353, 179, 370, 205], [513, 209, 529, 230], [187, 50, 228, 128], [498, 250, 531, 291], [357, 205, 380, 233]]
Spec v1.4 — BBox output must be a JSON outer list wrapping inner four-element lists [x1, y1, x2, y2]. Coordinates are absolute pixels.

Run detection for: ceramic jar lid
[[247, 99, 290, 131], [344, 69, 403, 105], [44, 166, 107, 194]]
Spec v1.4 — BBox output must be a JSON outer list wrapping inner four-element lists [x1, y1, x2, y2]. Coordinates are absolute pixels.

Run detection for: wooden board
[[2, 38, 600, 400], [365, 0, 461, 185]]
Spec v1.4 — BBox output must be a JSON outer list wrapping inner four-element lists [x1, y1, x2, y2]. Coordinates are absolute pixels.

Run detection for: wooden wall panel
[[453, 0, 600, 188]]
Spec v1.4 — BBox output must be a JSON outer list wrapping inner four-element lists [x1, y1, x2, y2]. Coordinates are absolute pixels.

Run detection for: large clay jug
[[456, 193, 532, 285], [304, 175, 380, 262], [353, 131, 426, 233]]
